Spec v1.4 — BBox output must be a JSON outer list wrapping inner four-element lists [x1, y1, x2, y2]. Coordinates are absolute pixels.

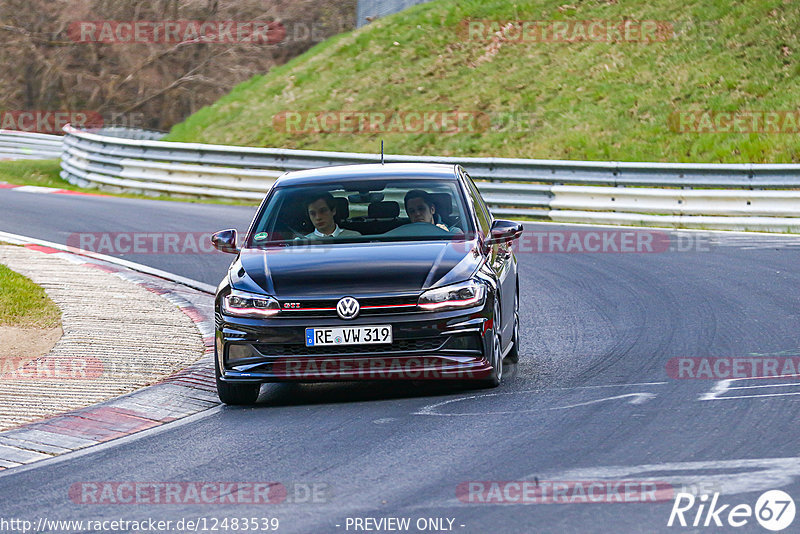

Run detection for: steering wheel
[[382, 222, 453, 237]]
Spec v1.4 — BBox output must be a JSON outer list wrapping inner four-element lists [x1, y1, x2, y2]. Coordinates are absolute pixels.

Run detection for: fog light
[[227, 344, 259, 362], [444, 334, 482, 351]]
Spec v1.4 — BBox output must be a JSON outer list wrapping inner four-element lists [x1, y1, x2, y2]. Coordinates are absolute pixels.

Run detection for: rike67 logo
[[668, 490, 795, 531]]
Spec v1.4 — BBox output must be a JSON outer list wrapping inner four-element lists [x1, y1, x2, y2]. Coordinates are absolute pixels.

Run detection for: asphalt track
[[1, 188, 800, 533]]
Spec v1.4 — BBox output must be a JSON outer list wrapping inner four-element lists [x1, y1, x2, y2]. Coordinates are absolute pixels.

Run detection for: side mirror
[[486, 220, 523, 245], [211, 229, 239, 254]]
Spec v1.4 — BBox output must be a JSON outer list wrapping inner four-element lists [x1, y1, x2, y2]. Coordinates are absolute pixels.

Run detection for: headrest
[[429, 193, 453, 216], [333, 197, 349, 220], [368, 201, 400, 218]]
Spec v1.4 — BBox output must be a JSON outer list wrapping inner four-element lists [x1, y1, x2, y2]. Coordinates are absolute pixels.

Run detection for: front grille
[[253, 338, 443, 357], [276, 296, 420, 318]]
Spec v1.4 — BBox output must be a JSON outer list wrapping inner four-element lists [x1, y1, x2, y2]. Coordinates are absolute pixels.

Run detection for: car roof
[[274, 163, 459, 187]]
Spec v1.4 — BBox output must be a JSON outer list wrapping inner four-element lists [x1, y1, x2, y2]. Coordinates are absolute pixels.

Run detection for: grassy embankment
[[0, 262, 60, 328], [6, 0, 799, 208], [165, 0, 800, 163]]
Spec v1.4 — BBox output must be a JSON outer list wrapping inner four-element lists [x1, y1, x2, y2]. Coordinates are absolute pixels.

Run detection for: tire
[[506, 286, 520, 363], [478, 301, 503, 388], [215, 352, 260, 405]]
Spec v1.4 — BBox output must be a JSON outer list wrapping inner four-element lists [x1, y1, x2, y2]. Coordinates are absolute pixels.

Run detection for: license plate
[[305, 325, 392, 347]]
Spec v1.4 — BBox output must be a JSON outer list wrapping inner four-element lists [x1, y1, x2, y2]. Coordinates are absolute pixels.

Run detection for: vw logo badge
[[336, 296, 360, 319]]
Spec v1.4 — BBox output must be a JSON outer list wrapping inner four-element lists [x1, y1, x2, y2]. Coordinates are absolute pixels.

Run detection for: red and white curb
[[0, 234, 219, 470], [0, 182, 106, 196]]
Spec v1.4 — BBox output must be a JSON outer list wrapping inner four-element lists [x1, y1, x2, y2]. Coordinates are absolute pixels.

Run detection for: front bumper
[[216, 305, 493, 382]]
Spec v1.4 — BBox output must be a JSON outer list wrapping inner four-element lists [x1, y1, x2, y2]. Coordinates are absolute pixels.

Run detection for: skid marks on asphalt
[[413, 381, 666, 417]]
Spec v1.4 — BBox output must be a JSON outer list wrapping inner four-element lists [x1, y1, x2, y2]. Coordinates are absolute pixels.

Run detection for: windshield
[[246, 178, 474, 247]]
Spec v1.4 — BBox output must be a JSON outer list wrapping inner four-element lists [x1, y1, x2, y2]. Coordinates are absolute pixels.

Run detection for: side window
[[462, 171, 491, 234]]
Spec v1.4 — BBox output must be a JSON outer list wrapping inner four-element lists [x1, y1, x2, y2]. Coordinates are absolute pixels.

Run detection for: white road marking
[[533, 457, 800, 498], [700, 375, 800, 401], [414, 386, 662, 417], [560, 381, 667, 390], [550, 392, 657, 410], [706, 391, 800, 400], [12, 185, 59, 194], [699, 380, 732, 401], [729, 382, 800, 390]]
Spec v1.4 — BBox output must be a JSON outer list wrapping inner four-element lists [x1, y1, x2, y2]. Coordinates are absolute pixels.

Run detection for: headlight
[[418, 280, 486, 311], [222, 289, 280, 318]]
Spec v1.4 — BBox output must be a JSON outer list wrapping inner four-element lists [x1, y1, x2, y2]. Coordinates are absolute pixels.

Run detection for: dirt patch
[[0, 326, 62, 373]]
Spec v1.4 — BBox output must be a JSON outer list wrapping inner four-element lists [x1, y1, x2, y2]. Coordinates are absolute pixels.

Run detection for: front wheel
[[506, 287, 520, 363], [478, 302, 503, 388], [215, 354, 260, 405]]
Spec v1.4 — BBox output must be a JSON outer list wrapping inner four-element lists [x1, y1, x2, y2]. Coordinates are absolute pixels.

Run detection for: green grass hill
[[165, 0, 800, 163]]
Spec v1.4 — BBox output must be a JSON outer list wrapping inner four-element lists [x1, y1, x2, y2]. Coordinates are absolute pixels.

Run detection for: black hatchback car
[[211, 163, 522, 404]]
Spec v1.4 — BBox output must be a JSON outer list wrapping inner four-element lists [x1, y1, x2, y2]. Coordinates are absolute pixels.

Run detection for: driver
[[302, 192, 360, 239], [403, 190, 452, 232]]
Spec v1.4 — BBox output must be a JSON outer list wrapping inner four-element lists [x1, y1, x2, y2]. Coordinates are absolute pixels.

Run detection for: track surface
[[2, 189, 800, 533]]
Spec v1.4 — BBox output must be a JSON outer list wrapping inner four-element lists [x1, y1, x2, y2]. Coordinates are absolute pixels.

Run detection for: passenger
[[302, 192, 361, 239], [403, 190, 454, 232]]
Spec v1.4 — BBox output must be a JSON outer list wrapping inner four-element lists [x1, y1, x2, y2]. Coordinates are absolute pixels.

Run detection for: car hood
[[230, 241, 482, 297]]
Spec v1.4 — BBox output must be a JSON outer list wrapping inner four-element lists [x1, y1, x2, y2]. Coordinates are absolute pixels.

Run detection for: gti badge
[[336, 296, 360, 319]]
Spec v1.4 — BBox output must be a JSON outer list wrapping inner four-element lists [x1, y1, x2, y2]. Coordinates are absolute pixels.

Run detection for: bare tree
[[0, 0, 355, 131]]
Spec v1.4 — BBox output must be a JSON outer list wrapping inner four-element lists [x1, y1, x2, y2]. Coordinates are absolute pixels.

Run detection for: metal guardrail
[[0, 130, 62, 160], [83, 126, 167, 141], [356, 0, 434, 27], [55, 125, 800, 232]]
